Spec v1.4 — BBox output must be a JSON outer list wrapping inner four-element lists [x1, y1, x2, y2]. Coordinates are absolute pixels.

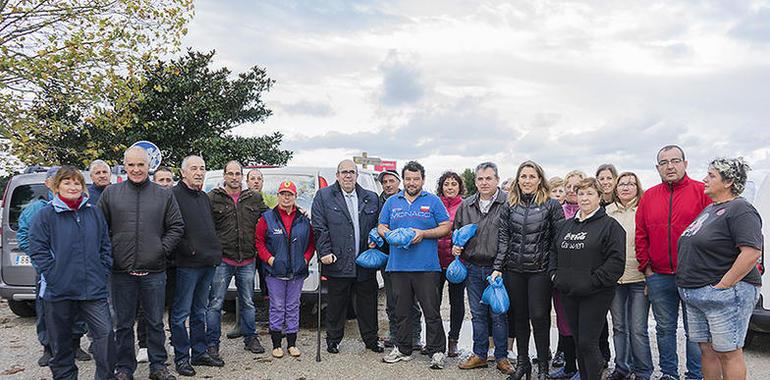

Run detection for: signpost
[[374, 160, 396, 171], [130, 140, 163, 172], [352, 152, 382, 169]]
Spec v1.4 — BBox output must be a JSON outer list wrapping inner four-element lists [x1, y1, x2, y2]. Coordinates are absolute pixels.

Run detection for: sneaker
[[272, 347, 284, 358], [245, 337, 266, 354], [149, 367, 177, 380], [287, 346, 301, 357], [137, 347, 149, 363], [548, 366, 577, 379], [74, 345, 92, 361], [38, 348, 52, 367], [552, 350, 565, 368], [382, 347, 412, 363], [429, 352, 445, 370]]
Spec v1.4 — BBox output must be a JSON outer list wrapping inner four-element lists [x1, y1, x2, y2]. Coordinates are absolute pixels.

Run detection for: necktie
[[345, 194, 360, 255]]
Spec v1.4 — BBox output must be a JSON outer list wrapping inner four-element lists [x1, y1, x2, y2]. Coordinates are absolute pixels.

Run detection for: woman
[[550, 177, 625, 380], [28, 166, 114, 380], [596, 164, 618, 206], [492, 160, 564, 380], [436, 171, 466, 357], [549, 170, 585, 379], [605, 172, 653, 380], [255, 180, 316, 358], [677, 158, 762, 380], [549, 177, 566, 205]]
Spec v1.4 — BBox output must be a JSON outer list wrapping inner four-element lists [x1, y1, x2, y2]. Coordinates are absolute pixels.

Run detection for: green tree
[[461, 168, 477, 196]]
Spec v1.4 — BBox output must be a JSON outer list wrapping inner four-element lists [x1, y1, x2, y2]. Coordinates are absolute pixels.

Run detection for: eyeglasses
[[657, 158, 683, 167], [338, 170, 356, 177], [617, 182, 637, 188], [225, 172, 242, 177]]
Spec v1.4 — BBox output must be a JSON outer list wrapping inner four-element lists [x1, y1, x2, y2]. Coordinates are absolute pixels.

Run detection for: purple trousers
[[553, 289, 573, 336], [266, 276, 304, 333]]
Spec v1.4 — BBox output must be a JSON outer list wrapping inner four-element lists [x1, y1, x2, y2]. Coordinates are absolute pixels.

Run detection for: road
[[1, 291, 769, 379]]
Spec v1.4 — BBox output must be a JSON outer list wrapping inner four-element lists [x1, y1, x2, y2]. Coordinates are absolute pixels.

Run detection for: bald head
[[336, 159, 358, 193], [123, 147, 150, 183]]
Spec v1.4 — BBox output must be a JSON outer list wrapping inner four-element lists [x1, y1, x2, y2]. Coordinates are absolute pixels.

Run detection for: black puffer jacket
[[494, 194, 565, 273]]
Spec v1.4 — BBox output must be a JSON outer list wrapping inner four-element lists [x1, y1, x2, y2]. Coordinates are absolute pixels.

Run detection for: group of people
[[16, 143, 761, 380]]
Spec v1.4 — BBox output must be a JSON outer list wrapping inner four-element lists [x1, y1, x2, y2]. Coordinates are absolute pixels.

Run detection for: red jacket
[[438, 195, 462, 268], [635, 175, 711, 275]]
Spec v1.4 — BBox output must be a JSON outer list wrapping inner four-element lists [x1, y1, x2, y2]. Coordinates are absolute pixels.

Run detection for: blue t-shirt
[[379, 190, 450, 272]]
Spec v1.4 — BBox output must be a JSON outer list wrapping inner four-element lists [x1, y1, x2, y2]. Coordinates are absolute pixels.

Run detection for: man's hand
[[451, 245, 463, 256], [268, 257, 275, 266], [410, 229, 424, 245], [321, 254, 336, 265], [643, 267, 654, 277], [490, 270, 502, 281]]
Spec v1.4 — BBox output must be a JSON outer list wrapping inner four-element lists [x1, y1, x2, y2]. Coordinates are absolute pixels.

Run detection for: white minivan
[[748, 174, 770, 346]]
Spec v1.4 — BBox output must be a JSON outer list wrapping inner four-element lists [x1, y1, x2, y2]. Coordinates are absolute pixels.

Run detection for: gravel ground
[[2, 290, 769, 379]]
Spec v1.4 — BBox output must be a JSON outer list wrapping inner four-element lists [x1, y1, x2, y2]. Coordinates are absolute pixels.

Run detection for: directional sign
[[375, 160, 396, 171], [353, 152, 382, 169], [131, 140, 163, 172]]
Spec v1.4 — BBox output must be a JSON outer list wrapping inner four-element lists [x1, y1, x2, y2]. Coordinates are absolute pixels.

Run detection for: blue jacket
[[263, 208, 311, 279], [87, 184, 107, 205], [17, 191, 53, 253], [28, 196, 112, 301], [311, 183, 380, 280]]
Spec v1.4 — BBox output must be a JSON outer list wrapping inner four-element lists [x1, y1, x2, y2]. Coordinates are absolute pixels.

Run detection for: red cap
[[277, 180, 297, 195]]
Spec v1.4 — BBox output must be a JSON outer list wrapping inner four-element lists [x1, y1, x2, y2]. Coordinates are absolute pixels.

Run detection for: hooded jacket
[[28, 196, 112, 301], [549, 206, 625, 297], [635, 174, 711, 275], [209, 188, 268, 263], [98, 179, 185, 272], [453, 189, 507, 267], [494, 195, 565, 273]]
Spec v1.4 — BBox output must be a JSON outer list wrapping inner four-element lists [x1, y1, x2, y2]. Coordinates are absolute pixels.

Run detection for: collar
[[276, 205, 296, 217], [51, 194, 90, 213], [665, 174, 692, 191], [177, 180, 202, 194], [576, 206, 605, 222], [128, 178, 150, 188], [441, 195, 462, 208]]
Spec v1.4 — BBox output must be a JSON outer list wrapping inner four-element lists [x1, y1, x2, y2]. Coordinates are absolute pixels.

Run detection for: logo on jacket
[[420, 206, 430, 212], [272, 228, 284, 235]]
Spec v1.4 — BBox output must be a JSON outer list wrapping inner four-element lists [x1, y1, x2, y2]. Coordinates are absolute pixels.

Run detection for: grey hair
[[89, 159, 110, 172], [246, 168, 262, 180], [123, 146, 150, 164], [336, 159, 358, 174], [709, 157, 751, 196], [475, 162, 499, 178], [181, 155, 204, 171]]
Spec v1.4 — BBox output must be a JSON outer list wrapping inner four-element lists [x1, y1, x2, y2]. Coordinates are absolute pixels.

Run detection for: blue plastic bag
[[356, 248, 388, 269], [385, 228, 416, 249], [445, 256, 467, 284], [452, 224, 478, 247], [481, 276, 510, 314], [368, 228, 384, 248]]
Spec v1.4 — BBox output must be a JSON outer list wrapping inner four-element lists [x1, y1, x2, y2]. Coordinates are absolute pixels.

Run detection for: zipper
[[520, 201, 530, 268], [135, 186, 140, 270], [668, 183, 674, 272]]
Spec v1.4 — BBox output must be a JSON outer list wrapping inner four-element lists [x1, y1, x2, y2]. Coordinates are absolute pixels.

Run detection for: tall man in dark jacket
[[170, 155, 224, 376], [206, 161, 268, 357], [98, 146, 185, 380], [312, 159, 383, 354], [454, 162, 513, 374]]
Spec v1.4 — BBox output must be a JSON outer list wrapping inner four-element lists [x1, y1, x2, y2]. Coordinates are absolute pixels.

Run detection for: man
[[18, 167, 91, 366], [636, 145, 711, 380], [246, 168, 264, 193], [312, 159, 382, 354], [99, 147, 185, 380], [153, 166, 175, 189], [454, 162, 513, 374], [378, 170, 423, 351], [170, 155, 225, 376], [206, 161, 268, 358], [378, 161, 451, 369], [87, 160, 111, 204]]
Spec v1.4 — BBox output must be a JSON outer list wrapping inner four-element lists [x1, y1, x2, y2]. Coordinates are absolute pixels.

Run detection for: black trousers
[[504, 271, 552, 362], [390, 272, 445, 356], [562, 288, 615, 380], [325, 276, 379, 347], [438, 269, 466, 340]]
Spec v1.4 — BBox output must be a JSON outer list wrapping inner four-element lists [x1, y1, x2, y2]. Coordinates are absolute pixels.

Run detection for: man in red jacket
[[635, 145, 711, 380]]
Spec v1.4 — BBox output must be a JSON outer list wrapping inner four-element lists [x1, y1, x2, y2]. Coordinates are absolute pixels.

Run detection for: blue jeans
[[466, 263, 508, 360], [171, 266, 216, 364], [646, 273, 702, 379], [206, 261, 257, 347], [610, 282, 653, 379], [45, 298, 114, 380], [112, 271, 168, 374]]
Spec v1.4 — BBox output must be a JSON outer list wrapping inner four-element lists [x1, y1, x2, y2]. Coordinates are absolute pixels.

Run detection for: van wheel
[[745, 329, 755, 348], [8, 300, 36, 317]]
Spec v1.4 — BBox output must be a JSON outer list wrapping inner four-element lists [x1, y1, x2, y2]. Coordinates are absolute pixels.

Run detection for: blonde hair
[[548, 176, 564, 189], [613, 171, 645, 204], [564, 170, 586, 184], [577, 177, 602, 195], [508, 160, 551, 206]]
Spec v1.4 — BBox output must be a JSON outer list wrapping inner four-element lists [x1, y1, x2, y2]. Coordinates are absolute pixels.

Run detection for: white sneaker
[[430, 352, 445, 369], [136, 348, 148, 363], [382, 347, 412, 363]]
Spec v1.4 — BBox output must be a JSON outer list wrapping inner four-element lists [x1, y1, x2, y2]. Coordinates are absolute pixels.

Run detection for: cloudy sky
[[182, 0, 770, 188]]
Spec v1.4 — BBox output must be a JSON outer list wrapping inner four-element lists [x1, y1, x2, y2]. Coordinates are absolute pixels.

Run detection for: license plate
[[14, 254, 31, 266]]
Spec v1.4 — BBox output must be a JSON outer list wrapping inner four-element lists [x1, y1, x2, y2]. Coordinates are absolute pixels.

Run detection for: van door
[[1, 181, 49, 286]]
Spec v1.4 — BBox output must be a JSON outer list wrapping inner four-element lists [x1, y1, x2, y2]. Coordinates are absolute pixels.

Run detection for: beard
[[406, 186, 421, 196]]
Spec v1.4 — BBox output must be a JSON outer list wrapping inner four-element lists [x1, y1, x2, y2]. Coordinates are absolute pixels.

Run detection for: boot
[[537, 360, 549, 380], [508, 356, 531, 380], [447, 338, 459, 357]]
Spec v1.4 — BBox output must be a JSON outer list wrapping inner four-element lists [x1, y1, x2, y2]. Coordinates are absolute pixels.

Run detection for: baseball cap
[[378, 170, 401, 183], [46, 166, 61, 179], [277, 180, 297, 195]]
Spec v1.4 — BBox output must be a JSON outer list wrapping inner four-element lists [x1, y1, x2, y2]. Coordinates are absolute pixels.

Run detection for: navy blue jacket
[[28, 196, 112, 301], [87, 184, 107, 206], [312, 183, 379, 280], [263, 208, 311, 279]]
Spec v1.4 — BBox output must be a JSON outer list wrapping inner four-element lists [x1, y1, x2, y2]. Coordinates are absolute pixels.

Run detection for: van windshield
[[8, 184, 49, 231]]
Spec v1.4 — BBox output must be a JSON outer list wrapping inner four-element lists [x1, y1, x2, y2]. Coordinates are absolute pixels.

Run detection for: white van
[[748, 174, 770, 346]]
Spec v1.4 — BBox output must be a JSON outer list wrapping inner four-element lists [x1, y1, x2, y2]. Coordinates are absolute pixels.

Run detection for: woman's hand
[[268, 257, 275, 266], [451, 245, 463, 256], [490, 270, 502, 281]]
